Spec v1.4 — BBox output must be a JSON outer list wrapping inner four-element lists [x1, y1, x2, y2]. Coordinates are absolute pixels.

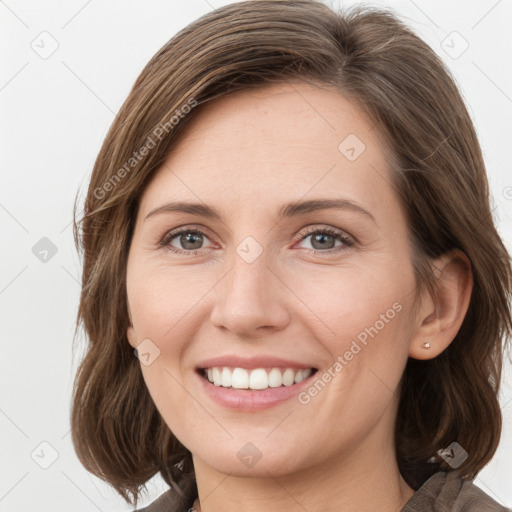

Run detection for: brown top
[[135, 471, 510, 511]]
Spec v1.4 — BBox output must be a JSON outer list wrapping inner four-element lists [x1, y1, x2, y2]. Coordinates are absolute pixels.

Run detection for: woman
[[71, 1, 512, 511]]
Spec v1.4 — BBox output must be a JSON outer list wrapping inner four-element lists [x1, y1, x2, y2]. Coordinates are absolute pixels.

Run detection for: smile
[[200, 366, 317, 390]]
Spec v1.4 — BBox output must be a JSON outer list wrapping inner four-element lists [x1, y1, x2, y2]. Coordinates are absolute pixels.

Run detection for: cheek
[[126, 263, 219, 418], [127, 261, 214, 342], [288, 263, 413, 403], [127, 263, 207, 431], [289, 262, 410, 342]]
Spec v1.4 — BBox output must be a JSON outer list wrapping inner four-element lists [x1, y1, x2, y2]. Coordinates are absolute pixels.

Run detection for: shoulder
[[401, 471, 510, 512], [133, 490, 196, 512], [133, 477, 197, 512]]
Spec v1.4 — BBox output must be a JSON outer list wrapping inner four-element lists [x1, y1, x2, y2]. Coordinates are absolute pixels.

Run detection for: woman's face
[[126, 81, 420, 478]]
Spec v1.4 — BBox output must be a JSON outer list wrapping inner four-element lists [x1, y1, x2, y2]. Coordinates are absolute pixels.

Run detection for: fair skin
[[126, 81, 472, 512]]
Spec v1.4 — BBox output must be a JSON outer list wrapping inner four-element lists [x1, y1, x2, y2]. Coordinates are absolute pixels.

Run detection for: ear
[[126, 301, 138, 349], [127, 325, 138, 349], [409, 249, 473, 360]]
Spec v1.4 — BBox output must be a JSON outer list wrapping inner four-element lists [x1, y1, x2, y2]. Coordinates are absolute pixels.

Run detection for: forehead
[[139, 81, 395, 218]]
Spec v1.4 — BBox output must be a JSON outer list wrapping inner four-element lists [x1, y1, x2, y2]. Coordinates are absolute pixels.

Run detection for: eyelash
[[159, 225, 355, 256]]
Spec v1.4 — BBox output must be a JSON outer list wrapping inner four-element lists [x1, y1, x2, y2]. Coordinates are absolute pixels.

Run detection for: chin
[[193, 442, 310, 478]]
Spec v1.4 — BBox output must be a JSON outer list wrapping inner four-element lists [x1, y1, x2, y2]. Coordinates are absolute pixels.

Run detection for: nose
[[209, 252, 291, 337]]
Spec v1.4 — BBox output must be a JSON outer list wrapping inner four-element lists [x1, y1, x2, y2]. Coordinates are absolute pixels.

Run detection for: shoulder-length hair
[[71, 0, 512, 505]]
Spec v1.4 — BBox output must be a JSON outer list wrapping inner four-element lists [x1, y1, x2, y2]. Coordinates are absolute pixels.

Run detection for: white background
[[1, 0, 511, 510]]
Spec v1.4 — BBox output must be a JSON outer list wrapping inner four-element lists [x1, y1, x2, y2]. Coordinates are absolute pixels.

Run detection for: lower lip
[[195, 370, 317, 411]]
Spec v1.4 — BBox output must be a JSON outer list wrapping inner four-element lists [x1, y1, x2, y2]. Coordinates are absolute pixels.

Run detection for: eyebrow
[[145, 198, 376, 223]]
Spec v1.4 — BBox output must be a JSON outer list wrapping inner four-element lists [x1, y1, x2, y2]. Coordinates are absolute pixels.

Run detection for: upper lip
[[196, 355, 317, 370]]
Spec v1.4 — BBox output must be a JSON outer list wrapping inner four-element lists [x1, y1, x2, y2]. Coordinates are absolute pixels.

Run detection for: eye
[[159, 225, 354, 255], [160, 227, 213, 254], [295, 226, 354, 253]]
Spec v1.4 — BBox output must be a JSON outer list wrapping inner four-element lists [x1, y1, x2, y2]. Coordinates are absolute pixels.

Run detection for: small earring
[[423, 341, 431, 349]]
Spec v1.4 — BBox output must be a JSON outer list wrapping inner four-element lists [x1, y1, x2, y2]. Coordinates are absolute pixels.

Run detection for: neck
[[191, 426, 414, 512]]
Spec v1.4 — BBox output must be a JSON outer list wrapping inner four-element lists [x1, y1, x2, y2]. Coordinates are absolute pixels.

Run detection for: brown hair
[[71, 0, 512, 505]]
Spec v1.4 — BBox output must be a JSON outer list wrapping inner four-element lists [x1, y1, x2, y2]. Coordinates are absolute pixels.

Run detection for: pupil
[[181, 232, 202, 249], [312, 233, 334, 250]]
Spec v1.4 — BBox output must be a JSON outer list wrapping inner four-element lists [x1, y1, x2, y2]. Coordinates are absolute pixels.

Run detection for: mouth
[[196, 366, 318, 391]]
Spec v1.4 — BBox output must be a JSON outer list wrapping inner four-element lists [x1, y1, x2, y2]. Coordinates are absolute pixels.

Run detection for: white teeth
[[231, 368, 249, 389], [268, 368, 282, 388], [249, 369, 268, 390], [221, 367, 231, 387], [295, 370, 307, 383], [282, 368, 295, 386], [203, 366, 314, 390], [212, 367, 222, 386]]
